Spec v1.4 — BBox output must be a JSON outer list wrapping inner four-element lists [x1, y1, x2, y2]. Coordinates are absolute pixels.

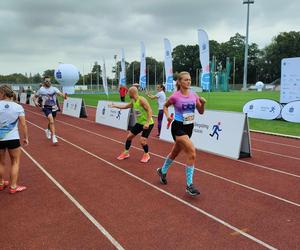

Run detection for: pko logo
[[202, 43, 206, 50], [140, 76, 146, 83], [166, 51, 170, 57], [202, 73, 210, 83], [121, 78, 126, 84], [289, 107, 294, 113], [56, 70, 62, 79]]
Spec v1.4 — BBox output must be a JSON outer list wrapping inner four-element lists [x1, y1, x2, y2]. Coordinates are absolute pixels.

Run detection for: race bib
[[44, 99, 56, 106], [183, 112, 195, 125]]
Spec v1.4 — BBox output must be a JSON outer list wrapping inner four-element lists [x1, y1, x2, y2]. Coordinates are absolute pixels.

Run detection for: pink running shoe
[[9, 185, 27, 194], [117, 151, 130, 160], [0, 180, 9, 191], [140, 153, 150, 163]]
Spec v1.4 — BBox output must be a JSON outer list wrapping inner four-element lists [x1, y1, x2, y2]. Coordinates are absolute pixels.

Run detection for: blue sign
[[56, 70, 62, 79]]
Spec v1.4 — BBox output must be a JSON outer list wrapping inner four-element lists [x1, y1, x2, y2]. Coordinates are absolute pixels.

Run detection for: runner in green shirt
[[110, 86, 154, 163]]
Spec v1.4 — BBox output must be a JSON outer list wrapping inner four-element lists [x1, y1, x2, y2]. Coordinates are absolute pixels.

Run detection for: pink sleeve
[[168, 93, 176, 104]]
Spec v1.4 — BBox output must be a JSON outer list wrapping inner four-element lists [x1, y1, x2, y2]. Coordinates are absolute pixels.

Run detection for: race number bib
[[183, 112, 195, 125], [44, 98, 56, 107]]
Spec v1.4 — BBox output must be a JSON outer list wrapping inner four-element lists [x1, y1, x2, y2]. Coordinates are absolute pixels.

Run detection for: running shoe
[[45, 129, 51, 139], [186, 184, 200, 196], [140, 153, 150, 163], [0, 180, 9, 191], [157, 168, 167, 185], [52, 135, 58, 144], [9, 185, 27, 194], [117, 151, 130, 160]]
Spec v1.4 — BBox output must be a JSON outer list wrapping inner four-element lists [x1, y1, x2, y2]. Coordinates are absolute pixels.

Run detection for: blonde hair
[[0, 84, 14, 98], [176, 71, 190, 91]]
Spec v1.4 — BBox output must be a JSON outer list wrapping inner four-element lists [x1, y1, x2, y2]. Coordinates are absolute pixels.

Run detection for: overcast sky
[[0, 0, 299, 77]]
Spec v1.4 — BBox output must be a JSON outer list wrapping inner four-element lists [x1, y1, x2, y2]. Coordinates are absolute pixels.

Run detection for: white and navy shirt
[[35, 86, 61, 108], [0, 100, 25, 141]]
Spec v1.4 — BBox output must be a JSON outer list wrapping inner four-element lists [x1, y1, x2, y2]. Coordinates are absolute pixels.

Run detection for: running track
[[1, 104, 299, 249]]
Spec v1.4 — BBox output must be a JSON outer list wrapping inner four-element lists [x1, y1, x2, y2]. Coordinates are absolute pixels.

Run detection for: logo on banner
[[270, 106, 276, 113], [202, 43, 206, 50], [166, 51, 170, 57], [209, 122, 222, 140], [56, 70, 62, 79], [116, 110, 121, 120], [102, 106, 106, 115], [289, 107, 294, 113]]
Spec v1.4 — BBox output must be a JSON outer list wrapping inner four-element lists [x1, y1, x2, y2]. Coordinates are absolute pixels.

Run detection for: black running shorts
[[0, 139, 21, 149], [130, 123, 154, 138], [171, 120, 194, 141]]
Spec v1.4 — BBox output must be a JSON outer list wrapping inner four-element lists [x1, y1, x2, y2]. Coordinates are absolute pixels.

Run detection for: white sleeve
[[17, 104, 25, 117]]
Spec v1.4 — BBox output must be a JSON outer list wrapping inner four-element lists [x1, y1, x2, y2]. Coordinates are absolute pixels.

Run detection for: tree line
[[1, 31, 299, 86]]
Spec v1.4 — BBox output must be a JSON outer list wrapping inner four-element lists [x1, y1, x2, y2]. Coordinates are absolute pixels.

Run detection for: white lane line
[[27, 120, 277, 250], [252, 148, 300, 161], [21, 148, 124, 250], [252, 138, 300, 149], [25, 111, 300, 207]]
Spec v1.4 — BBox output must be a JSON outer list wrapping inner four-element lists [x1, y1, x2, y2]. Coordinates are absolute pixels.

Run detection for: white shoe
[[45, 129, 51, 139], [52, 135, 58, 144]]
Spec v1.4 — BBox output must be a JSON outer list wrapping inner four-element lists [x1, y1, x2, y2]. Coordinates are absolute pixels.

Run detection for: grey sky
[[0, 0, 299, 77]]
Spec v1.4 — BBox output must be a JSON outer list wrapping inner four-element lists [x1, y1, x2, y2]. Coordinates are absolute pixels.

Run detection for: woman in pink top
[[157, 72, 206, 196]]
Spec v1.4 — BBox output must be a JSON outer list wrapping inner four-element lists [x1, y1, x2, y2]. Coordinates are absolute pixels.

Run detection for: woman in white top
[[147, 84, 166, 136], [0, 85, 29, 194]]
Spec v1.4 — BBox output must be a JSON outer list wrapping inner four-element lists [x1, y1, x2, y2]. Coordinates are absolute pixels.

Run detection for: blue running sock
[[161, 157, 173, 174], [186, 165, 194, 186]]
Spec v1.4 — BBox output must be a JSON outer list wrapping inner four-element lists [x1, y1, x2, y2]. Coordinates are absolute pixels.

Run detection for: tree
[[261, 31, 300, 82]]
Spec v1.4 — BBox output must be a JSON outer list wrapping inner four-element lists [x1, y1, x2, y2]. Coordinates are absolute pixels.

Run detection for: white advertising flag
[[139, 42, 147, 89], [198, 29, 210, 91], [102, 59, 108, 96], [164, 38, 174, 92], [119, 48, 126, 86]]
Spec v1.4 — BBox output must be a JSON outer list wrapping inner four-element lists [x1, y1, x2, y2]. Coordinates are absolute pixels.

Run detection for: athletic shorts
[[130, 123, 154, 138], [42, 106, 57, 118], [171, 120, 194, 141], [0, 139, 21, 149]]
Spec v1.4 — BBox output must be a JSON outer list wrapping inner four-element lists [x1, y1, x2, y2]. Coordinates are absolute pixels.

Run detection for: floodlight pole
[[242, 0, 254, 91]]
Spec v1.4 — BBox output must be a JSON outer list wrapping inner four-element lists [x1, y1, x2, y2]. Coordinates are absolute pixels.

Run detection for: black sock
[[125, 140, 132, 150], [142, 144, 149, 153]]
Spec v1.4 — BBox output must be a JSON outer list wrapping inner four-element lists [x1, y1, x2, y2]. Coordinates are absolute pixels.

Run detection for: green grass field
[[69, 91, 300, 137]]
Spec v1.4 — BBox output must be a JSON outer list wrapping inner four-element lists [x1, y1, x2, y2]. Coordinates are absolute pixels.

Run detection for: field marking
[[252, 148, 300, 161], [25, 113, 300, 208], [21, 148, 124, 250], [27, 120, 277, 250], [251, 138, 300, 149]]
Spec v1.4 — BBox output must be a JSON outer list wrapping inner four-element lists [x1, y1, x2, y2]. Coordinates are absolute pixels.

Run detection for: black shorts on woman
[[0, 139, 21, 149], [171, 120, 194, 141]]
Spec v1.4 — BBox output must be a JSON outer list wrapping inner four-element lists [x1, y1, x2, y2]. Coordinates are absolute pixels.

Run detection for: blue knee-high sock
[[161, 157, 173, 174], [185, 165, 194, 186]]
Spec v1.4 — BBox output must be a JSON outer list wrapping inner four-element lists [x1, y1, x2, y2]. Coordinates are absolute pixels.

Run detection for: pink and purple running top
[[168, 90, 200, 124]]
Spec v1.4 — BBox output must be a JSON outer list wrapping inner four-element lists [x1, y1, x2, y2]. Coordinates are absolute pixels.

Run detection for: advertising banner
[[280, 57, 300, 103], [243, 99, 282, 120], [95, 101, 131, 131], [281, 100, 300, 123], [160, 108, 251, 159]]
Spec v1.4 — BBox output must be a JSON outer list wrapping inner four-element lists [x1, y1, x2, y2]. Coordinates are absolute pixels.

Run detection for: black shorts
[[0, 139, 21, 149], [130, 123, 154, 138], [171, 120, 194, 141], [42, 106, 57, 118]]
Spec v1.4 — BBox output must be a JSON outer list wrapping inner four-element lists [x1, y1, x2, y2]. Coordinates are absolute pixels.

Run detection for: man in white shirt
[[33, 76, 64, 144]]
